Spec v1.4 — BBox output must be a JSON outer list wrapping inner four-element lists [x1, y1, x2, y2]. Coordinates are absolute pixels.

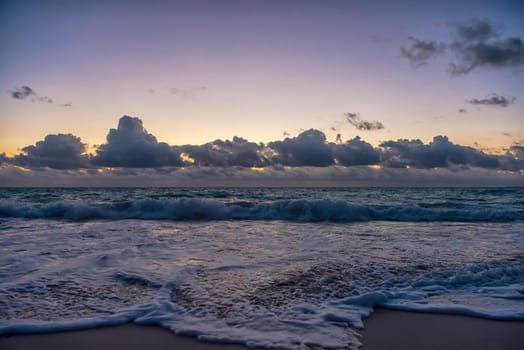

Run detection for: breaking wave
[[0, 198, 522, 222]]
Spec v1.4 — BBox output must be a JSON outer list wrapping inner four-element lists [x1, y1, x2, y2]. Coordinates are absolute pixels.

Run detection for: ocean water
[[1, 187, 523, 349]]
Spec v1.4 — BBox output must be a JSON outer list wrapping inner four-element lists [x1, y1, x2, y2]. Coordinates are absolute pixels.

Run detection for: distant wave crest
[[0, 198, 522, 222]]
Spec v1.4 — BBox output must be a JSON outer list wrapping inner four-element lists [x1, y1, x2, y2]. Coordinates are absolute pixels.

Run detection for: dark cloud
[[12, 134, 89, 169], [9, 86, 35, 100], [2, 164, 522, 188], [458, 108, 467, 113], [5, 116, 523, 176], [345, 113, 385, 131], [508, 145, 524, 158], [0, 153, 8, 165], [449, 37, 524, 75], [178, 137, 266, 167], [449, 18, 524, 75], [334, 137, 380, 166], [92, 115, 184, 168], [380, 136, 501, 169], [268, 129, 334, 167], [400, 37, 445, 67], [466, 94, 516, 107], [8, 85, 65, 105], [403, 18, 524, 75], [496, 146, 524, 172], [452, 18, 498, 43]]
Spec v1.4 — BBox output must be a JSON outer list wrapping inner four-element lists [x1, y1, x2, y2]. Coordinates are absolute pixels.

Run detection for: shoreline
[[1, 309, 523, 350]]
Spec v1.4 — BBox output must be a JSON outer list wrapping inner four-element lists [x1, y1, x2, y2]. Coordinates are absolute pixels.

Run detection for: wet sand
[[1, 309, 523, 350]]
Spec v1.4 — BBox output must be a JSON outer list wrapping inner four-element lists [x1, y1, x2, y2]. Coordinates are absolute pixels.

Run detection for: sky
[[0, 0, 523, 186]]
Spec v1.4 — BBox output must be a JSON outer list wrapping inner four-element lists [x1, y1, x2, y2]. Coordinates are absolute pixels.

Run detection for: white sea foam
[[1, 215, 523, 349], [0, 197, 522, 222]]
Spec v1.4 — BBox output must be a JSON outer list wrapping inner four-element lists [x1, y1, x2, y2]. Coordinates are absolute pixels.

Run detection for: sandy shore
[[1, 309, 523, 350], [359, 309, 523, 350]]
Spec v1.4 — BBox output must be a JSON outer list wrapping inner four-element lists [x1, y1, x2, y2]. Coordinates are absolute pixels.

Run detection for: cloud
[[1, 164, 522, 188], [178, 137, 266, 167], [449, 37, 524, 75], [345, 113, 385, 131], [4, 115, 524, 181], [9, 86, 35, 100], [452, 18, 498, 43], [466, 94, 516, 107], [92, 115, 184, 167], [508, 145, 524, 158], [0, 153, 8, 165], [401, 37, 445, 67], [402, 18, 524, 75], [380, 136, 501, 169], [334, 137, 381, 166], [12, 134, 89, 169], [7, 85, 73, 105], [458, 108, 467, 113], [267, 129, 334, 167], [8, 85, 53, 104]]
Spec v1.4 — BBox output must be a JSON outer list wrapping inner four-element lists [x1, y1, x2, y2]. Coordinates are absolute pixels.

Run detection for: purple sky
[[0, 0, 523, 186]]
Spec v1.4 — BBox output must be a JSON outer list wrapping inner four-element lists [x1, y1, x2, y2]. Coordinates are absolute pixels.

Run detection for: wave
[[0, 198, 522, 222]]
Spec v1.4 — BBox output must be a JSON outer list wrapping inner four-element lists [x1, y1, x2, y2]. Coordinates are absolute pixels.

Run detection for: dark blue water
[[0, 187, 522, 221]]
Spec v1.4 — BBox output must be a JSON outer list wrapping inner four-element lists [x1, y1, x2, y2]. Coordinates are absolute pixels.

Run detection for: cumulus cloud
[[268, 129, 334, 167], [92, 115, 184, 167], [345, 113, 385, 131], [334, 137, 381, 166], [178, 137, 266, 167], [4, 116, 524, 180], [400, 37, 445, 67], [380, 136, 501, 169], [0, 153, 8, 165], [12, 134, 89, 169], [466, 94, 516, 107]]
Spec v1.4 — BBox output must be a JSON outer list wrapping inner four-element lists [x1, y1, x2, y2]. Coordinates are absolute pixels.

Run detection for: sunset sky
[[1, 0, 523, 186]]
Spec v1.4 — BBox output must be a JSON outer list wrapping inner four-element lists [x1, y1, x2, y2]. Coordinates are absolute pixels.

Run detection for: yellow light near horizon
[[250, 167, 265, 172], [180, 153, 195, 164], [368, 164, 382, 170]]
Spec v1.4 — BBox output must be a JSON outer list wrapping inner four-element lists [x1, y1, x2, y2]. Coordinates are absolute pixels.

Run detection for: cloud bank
[[1, 115, 522, 186]]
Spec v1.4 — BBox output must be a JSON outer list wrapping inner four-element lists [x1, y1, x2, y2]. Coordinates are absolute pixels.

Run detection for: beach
[[2, 309, 523, 350]]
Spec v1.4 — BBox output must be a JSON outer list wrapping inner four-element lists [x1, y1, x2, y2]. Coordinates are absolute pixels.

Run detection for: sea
[[1, 187, 523, 349]]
